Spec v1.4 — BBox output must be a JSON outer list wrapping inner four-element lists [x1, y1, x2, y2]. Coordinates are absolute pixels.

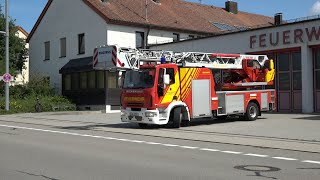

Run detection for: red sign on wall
[[250, 26, 320, 48]]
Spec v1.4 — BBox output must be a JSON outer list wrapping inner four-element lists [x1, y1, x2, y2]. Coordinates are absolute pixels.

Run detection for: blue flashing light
[[160, 56, 166, 64]]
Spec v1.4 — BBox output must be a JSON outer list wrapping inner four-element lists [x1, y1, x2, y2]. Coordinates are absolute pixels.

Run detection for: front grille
[[127, 103, 144, 107], [131, 108, 141, 111]]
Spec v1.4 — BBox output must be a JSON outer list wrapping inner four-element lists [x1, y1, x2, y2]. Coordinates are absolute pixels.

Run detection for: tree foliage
[[0, 5, 28, 76]]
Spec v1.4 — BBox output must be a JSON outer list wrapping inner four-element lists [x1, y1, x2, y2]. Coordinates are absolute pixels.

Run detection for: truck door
[[158, 66, 180, 104]]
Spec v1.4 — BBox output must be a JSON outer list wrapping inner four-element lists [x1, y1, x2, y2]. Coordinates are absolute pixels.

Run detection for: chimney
[[274, 13, 283, 25], [225, 0, 238, 14]]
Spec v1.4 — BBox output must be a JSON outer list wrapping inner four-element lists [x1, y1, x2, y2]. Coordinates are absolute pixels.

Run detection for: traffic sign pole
[[5, 0, 9, 111]]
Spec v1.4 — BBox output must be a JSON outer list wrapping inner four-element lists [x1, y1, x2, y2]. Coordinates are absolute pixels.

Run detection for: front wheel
[[138, 123, 148, 129], [171, 107, 182, 128], [244, 102, 259, 121]]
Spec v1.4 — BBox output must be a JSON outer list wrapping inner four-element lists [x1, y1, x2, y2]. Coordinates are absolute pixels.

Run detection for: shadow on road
[[294, 115, 320, 120], [54, 117, 266, 131]]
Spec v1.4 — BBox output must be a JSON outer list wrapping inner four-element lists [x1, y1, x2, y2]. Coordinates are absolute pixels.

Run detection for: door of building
[[277, 52, 302, 112], [314, 48, 320, 112]]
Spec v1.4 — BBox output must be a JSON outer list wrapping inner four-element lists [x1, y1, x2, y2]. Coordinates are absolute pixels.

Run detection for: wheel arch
[[166, 101, 190, 122]]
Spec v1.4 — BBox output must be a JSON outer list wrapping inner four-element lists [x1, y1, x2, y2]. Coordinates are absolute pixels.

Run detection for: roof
[[16, 26, 29, 37], [59, 56, 94, 74], [27, 0, 273, 42]]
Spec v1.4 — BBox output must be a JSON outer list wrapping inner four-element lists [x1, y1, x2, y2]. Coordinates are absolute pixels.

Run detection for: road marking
[[244, 153, 269, 157], [200, 148, 220, 152], [0, 124, 316, 164], [302, 160, 320, 164], [129, 140, 145, 143], [179, 146, 198, 149], [272, 157, 298, 161], [144, 142, 161, 145], [162, 144, 179, 147], [221, 151, 242, 154]]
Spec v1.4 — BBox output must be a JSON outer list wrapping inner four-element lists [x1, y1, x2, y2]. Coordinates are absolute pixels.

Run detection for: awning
[[59, 56, 94, 74]]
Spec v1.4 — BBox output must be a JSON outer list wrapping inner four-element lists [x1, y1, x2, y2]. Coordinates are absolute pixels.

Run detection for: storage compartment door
[[192, 79, 211, 118]]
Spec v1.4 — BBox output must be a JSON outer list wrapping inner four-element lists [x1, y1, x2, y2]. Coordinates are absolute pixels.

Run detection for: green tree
[[0, 5, 28, 76]]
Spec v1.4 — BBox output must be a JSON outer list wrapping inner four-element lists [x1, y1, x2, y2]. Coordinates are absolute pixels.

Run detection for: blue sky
[[0, 0, 320, 33]]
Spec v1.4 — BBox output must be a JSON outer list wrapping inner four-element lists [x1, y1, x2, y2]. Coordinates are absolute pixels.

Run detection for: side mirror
[[164, 74, 170, 85], [118, 71, 123, 88]]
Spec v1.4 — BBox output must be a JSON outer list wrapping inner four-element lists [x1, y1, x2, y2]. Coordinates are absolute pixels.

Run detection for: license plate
[[130, 112, 139, 116]]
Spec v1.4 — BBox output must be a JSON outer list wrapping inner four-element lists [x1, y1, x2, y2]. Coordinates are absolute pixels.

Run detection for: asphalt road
[[0, 120, 320, 180]]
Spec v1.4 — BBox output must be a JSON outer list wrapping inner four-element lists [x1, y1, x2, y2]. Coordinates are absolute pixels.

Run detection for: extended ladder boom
[[93, 45, 269, 70]]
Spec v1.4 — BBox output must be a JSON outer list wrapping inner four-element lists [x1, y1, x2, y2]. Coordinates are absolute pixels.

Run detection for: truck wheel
[[172, 107, 182, 128], [138, 123, 148, 129], [216, 115, 228, 121], [244, 102, 259, 121]]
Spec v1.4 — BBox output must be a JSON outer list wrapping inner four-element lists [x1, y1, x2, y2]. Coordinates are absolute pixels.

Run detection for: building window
[[88, 71, 96, 89], [80, 72, 87, 89], [44, 41, 50, 60], [108, 72, 117, 88], [60, 38, 66, 57], [78, 33, 85, 54], [173, 33, 180, 42], [64, 74, 71, 91], [136, 31, 145, 49], [71, 73, 80, 90], [315, 49, 320, 90], [97, 71, 105, 89]]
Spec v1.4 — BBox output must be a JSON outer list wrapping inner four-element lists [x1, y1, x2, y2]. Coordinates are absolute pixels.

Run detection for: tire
[[216, 115, 228, 121], [181, 120, 190, 127], [244, 102, 259, 121], [172, 107, 182, 128], [138, 123, 148, 129]]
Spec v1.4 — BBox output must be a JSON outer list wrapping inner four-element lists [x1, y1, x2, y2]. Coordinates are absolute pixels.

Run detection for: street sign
[[2, 73, 12, 83]]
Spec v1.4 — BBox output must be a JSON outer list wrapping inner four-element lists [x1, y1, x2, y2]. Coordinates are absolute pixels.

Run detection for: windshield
[[123, 69, 156, 89]]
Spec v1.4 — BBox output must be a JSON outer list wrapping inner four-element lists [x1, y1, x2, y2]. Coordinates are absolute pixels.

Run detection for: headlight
[[145, 112, 157, 117]]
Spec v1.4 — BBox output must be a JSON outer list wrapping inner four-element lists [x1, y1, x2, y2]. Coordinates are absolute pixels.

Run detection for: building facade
[[151, 17, 320, 113], [27, 0, 274, 111], [13, 26, 29, 85]]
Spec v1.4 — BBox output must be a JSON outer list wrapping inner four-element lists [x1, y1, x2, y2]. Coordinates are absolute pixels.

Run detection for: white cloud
[[310, 1, 320, 15]]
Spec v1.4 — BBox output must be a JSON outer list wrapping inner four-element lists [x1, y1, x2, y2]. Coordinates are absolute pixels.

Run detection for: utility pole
[[5, 0, 9, 111]]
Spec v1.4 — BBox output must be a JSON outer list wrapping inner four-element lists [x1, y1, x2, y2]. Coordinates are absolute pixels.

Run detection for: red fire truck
[[93, 45, 276, 128]]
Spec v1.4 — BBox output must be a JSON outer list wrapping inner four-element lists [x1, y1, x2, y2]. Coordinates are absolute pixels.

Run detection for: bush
[[0, 74, 75, 114], [0, 95, 75, 114]]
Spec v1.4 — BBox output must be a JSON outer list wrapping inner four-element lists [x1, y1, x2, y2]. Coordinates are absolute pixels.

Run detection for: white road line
[[244, 153, 269, 157], [221, 151, 242, 154], [144, 142, 161, 145], [272, 157, 298, 161], [179, 146, 199, 149], [128, 140, 145, 143], [162, 144, 179, 147], [200, 148, 220, 152], [302, 160, 320, 164], [0, 124, 316, 164]]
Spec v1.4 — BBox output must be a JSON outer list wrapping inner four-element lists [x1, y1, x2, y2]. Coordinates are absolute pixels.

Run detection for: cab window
[[166, 68, 175, 85]]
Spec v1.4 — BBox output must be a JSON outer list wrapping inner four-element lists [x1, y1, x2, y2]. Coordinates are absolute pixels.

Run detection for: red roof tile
[[27, 0, 273, 42]]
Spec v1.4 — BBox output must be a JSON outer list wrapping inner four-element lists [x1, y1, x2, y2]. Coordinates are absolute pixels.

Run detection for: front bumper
[[121, 108, 168, 125]]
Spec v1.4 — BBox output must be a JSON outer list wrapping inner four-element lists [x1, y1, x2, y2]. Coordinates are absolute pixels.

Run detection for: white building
[[27, 0, 273, 110], [151, 15, 320, 113], [13, 26, 29, 85]]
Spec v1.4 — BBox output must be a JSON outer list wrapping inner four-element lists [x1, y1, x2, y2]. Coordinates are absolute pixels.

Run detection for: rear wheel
[[244, 102, 259, 121], [216, 115, 228, 121]]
